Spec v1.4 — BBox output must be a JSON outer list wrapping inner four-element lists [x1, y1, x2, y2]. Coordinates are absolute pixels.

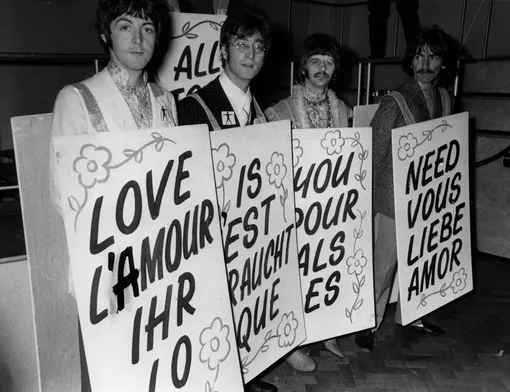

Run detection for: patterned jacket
[[372, 78, 453, 218]]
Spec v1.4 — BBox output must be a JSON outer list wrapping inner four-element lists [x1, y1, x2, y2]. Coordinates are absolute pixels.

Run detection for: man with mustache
[[355, 26, 457, 352], [265, 33, 351, 130], [265, 33, 351, 372]]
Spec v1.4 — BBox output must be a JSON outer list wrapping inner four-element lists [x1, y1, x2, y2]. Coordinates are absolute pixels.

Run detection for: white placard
[[392, 112, 473, 325], [53, 125, 244, 392], [159, 13, 226, 101], [209, 121, 306, 382], [293, 127, 375, 343]]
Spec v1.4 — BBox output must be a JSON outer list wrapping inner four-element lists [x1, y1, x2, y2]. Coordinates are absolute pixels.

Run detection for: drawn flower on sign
[[266, 152, 289, 222], [267, 152, 287, 188], [73, 144, 112, 189], [212, 143, 236, 188], [321, 129, 346, 155], [212, 143, 236, 226], [321, 130, 369, 190], [292, 138, 304, 167], [276, 311, 299, 348], [69, 132, 175, 232], [240, 312, 300, 375], [397, 133, 419, 160], [450, 267, 468, 294], [417, 267, 469, 309], [345, 210, 368, 323], [398, 120, 453, 161], [200, 317, 232, 392], [200, 317, 231, 370], [346, 249, 368, 276]]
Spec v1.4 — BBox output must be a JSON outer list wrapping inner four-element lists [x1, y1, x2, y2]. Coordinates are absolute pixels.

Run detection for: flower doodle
[[199, 317, 231, 371], [417, 267, 470, 309], [266, 152, 289, 222], [450, 267, 468, 294], [397, 119, 453, 161], [292, 138, 304, 168], [212, 143, 236, 224], [346, 249, 368, 276], [321, 129, 346, 155], [212, 143, 236, 188], [276, 311, 299, 348], [320, 130, 369, 190], [397, 133, 419, 160], [267, 152, 287, 189], [68, 132, 174, 231], [240, 312, 300, 375], [345, 210, 368, 323], [199, 317, 232, 392], [73, 144, 112, 189]]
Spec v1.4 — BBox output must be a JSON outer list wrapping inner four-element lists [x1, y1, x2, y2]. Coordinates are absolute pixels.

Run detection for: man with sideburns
[[355, 25, 458, 352]]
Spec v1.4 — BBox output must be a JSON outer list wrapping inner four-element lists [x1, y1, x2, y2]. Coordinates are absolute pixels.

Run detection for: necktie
[[239, 101, 251, 126]]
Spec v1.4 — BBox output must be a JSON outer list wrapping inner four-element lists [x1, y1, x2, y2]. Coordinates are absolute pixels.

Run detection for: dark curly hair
[[298, 33, 342, 82]]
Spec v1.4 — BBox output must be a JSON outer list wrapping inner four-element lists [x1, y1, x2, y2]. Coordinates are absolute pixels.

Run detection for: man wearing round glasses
[[178, 6, 269, 131], [178, 7, 277, 392]]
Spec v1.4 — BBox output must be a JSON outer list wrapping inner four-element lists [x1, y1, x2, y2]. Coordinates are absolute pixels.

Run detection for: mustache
[[314, 72, 329, 78]]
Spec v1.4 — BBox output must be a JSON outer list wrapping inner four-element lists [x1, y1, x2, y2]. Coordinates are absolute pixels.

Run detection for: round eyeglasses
[[230, 42, 266, 55]]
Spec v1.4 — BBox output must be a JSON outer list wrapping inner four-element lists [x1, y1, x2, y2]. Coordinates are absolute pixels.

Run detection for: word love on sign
[[392, 112, 473, 325], [53, 125, 243, 392]]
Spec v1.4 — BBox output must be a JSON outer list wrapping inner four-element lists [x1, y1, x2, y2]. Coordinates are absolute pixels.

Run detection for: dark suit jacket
[[177, 77, 264, 131]]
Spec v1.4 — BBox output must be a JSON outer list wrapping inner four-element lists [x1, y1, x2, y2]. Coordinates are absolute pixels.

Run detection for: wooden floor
[[263, 253, 510, 392]]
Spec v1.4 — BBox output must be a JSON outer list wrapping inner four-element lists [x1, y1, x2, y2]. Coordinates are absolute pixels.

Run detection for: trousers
[[372, 212, 403, 331]]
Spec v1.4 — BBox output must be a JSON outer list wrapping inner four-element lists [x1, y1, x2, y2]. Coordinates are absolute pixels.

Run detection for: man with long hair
[[355, 25, 458, 352]]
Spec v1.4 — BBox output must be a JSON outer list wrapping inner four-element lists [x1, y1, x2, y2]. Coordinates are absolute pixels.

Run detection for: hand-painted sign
[[53, 125, 243, 391], [392, 112, 473, 325], [293, 127, 375, 343], [209, 120, 306, 382], [159, 13, 226, 101]]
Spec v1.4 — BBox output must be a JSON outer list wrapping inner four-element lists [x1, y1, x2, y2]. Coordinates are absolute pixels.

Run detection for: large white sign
[[53, 126, 244, 392], [209, 121, 306, 382], [159, 13, 226, 101], [392, 112, 473, 325], [293, 127, 375, 343]]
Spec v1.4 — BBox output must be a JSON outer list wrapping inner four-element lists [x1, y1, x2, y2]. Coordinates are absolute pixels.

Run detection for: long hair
[[403, 25, 458, 85]]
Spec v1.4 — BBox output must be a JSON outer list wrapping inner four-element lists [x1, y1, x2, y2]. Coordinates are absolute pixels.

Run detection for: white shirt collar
[[219, 72, 252, 125]]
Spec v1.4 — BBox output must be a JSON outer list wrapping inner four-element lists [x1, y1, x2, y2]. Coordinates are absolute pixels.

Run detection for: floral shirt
[[107, 61, 152, 129], [292, 84, 332, 128]]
